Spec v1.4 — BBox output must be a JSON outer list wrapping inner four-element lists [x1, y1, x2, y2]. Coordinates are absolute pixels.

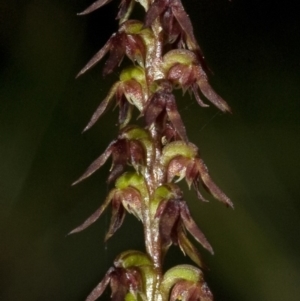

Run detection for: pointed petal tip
[[71, 174, 89, 186], [71, 179, 80, 186], [227, 200, 234, 209], [82, 125, 90, 133], [222, 103, 232, 114], [77, 66, 89, 78], [68, 229, 77, 236], [208, 245, 214, 255], [104, 233, 112, 242], [75, 70, 84, 79], [68, 225, 85, 235]]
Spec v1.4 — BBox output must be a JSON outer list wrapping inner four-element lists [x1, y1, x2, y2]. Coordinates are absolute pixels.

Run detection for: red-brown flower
[[162, 141, 233, 207], [163, 49, 231, 113], [77, 20, 148, 77], [154, 184, 212, 267]]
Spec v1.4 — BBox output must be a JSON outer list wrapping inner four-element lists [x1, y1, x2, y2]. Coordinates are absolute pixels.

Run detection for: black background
[[1, 0, 300, 300]]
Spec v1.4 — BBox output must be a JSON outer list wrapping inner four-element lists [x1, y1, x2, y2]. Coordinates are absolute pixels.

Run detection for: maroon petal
[[159, 199, 181, 248], [129, 140, 146, 171], [121, 187, 143, 221], [197, 71, 231, 113], [76, 36, 113, 78], [103, 34, 126, 75], [72, 140, 116, 185], [185, 160, 197, 188], [162, 8, 181, 44], [123, 80, 145, 112], [169, 64, 192, 88], [108, 164, 126, 184], [105, 197, 126, 241], [144, 92, 166, 126], [86, 267, 115, 301], [69, 190, 116, 235], [171, 0, 197, 46], [154, 199, 169, 219], [118, 97, 132, 128], [170, 280, 213, 301], [110, 270, 129, 301], [111, 139, 130, 166], [78, 0, 113, 16], [83, 82, 120, 132], [177, 230, 205, 268], [192, 179, 208, 203], [165, 93, 188, 142], [191, 83, 208, 108], [117, 0, 135, 22], [145, 0, 168, 28], [180, 202, 213, 254], [125, 35, 146, 66], [197, 158, 234, 208], [166, 156, 188, 183]]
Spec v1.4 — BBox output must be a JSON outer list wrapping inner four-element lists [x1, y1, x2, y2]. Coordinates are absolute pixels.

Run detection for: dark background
[[1, 0, 299, 300]]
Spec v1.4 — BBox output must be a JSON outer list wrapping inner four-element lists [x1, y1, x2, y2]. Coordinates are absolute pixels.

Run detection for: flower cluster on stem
[[72, 1, 233, 301]]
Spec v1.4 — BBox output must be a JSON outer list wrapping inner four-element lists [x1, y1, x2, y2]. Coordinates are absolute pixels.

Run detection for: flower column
[[71, 1, 233, 301]]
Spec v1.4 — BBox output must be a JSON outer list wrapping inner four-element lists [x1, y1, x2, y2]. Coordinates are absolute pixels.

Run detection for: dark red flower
[[163, 49, 231, 113], [78, 0, 135, 23], [73, 126, 152, 185], [162, 141, 233, 207], [83, 66, 147, 131], [144, 80, 188, 142], [77, 20, 147, 77], [70, 172, 147, 238], [85, 250, 154, 301], [154, 184, 213, 267], [145, 0, 198, 49]]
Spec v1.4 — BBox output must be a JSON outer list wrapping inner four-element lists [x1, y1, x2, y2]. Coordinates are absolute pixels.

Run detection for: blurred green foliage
[[0, 0, 299, 300]]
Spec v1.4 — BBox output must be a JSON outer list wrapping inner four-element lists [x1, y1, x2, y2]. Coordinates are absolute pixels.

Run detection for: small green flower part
[[160, 265, 203, 300], [162, 141, 197, 166], [120, 65, 146, 83], [150, 184, 174, 216], [114, 250, 152, 268], [115, 172, 148, 200]]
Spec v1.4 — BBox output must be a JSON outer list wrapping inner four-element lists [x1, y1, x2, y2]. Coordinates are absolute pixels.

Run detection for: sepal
[[162, 141, 233, 207], [163, 49, 231, 112], [153, 185, 213, 259], [78, 0, 113, 15], [85, 250, 153, 301], [70, 172, 148, 237], [73, 126, 153, 185], [83, 66, 147, 131], [144, 81, 188, 142], [77, 20, 152, 77]]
